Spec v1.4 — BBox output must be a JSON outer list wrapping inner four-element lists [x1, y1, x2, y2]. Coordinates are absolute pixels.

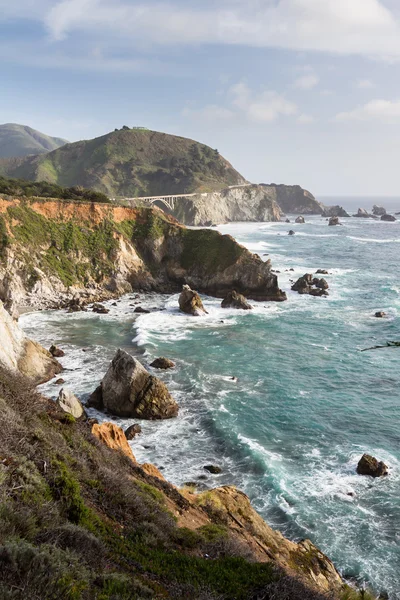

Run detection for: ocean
[[20, 210, 400, 599]]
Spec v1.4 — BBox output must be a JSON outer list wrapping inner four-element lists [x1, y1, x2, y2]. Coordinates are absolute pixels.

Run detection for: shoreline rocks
[[381, 214, 396, 222], [357, 454, 388, 477], [56, 388, 86, 419], [221, 290, 253, 310], [124, 423, 142, 440], [179, 285, 208, 316], [328, 216, 341, 226], [291, 274, 329, 297], [322, 205, 350, 218], [295, 215, 305, 224], [88, 349, 178, 420], [49, 345, 65, 358], [372, 205, 386, 216], [92, 422, 136, 462]]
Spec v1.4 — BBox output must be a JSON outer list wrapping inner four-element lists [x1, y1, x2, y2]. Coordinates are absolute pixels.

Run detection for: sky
[[2, 0, 400, 196]]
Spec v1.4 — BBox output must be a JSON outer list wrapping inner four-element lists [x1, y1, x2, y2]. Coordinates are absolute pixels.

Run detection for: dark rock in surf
[[372, 205, 387, 216], [125, 424, 142, 440], [92, 303, 109, 314], [49, 345, 65, 358], [150, 357, 175, 369], [292, 274, 329, 297], [288, 230, 295, 235], [295, 216, 305, 224], [381, 214, 396, 222], [357, 454, 388, 477], [328, 216, 341, 226], [134, 306, 151, 314], [221, 290, 253, 310], [374, 311, 386, 318], [204, 465, 222, 474]]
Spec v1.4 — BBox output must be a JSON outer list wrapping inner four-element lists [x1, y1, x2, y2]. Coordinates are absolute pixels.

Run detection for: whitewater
[[21, 214, 400, 599]]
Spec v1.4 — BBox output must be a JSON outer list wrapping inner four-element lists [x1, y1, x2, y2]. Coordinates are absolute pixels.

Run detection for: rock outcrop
[[49, 345, 65, 358], [124, 423, 142, 440], [291, 274, 329, 297], [0, 300, 62, 384], [221, 290, 253, 310], [381, 214, 396, 222], [92, 422, 136, 462], [0, 201, 286, 308], [353, 208, 374, 218], [356, 454, 388, 477], [179, 285, 207, 316], [328, 216, 341, 226], [88, 349, 178, 419], [295, 216, 305, 224], [372, 205, 387, 216], [56, 388, 86, 419], [322, 205, 350, 218]]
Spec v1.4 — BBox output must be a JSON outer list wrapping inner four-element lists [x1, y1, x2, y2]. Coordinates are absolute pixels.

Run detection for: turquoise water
[[21, 215, 400, 598]]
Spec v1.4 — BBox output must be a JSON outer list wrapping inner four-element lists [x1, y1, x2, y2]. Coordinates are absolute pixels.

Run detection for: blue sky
[[2, 0, 400, 195]]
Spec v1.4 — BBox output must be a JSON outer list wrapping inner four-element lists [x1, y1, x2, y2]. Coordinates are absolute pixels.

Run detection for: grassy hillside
[[0, 175, 110, 204], [1, 128, 246, 197], [0, 124, 67, 159]]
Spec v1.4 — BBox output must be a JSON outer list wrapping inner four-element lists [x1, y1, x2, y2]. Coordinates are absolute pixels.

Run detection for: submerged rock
[[57, 388, 86, 419], [357, 454, 388, 477], [288, 230, 295, 235], [316, 269, 329, 275], [295, 216, 305, 224], [179, 285, 208, 316], [221, 290, 253, 310], [204, 465, 222, 474], [150, 357, 175, 369], [134, 306, 151, 314], [88, 349, 178, 419]]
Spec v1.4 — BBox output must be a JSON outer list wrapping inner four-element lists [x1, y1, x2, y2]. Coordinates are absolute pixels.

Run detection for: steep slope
[[0, 361, 354, 600], [0, 197, 286, 309], [0, 123, 67, 159], [261, 183, 324, 214], [2, 128, 246, 197]]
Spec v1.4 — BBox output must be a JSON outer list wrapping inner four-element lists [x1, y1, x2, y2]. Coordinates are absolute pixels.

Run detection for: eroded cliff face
[[0, 300, 61, 383], [167, 183, 323, 226], [170, 184, 283, 226], [0, 198, 286, 309]]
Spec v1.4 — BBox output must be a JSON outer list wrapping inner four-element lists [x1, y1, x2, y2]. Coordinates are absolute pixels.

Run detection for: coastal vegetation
[[0, 175, 110, 203], [0, 128, 245, 197], [0, 364, 348, 600]]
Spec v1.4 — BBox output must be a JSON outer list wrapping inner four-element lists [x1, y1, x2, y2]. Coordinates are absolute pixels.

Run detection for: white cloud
[[35, 0, 400, 61], [182, 105, 235, 121], [336, 99, 400, 123], [356, 79, 375, 89], [293, 73, 319, 90], [230, 83, 298, 122], [297, 114, 315, 124]]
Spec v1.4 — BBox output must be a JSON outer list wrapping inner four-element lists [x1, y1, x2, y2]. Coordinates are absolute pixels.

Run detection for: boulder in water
[[285, 218, 291, 223], [204, 465, 222, 474], [134, 306, 151, 314], [295, 216, 305, 224], [381, 214, 396, 222], [322, 205, 350, 218], [88, 349, 178, 419], [150, 357, 175, 369], [221, 290, 253, 310], [92, 303, 109, 314], [124, 423, 142, 440], [356, 454, 388, 477], [288, 230, 295, 236], [372, 205, 387, 216], [374, 311, 386, 318], [179, 284, 207, 316], [292, 274, 329, 297], [353, 208, 373, 218], [328, 216, 341, 226], [49, 345, 65, 358]]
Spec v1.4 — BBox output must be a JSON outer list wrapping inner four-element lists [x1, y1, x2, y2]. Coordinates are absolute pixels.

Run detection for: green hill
[[0, 128, 246, 197], [0, 123, 68, 159]]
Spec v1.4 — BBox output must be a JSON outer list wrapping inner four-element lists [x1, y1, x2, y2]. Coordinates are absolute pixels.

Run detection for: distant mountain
[[0, 128, 246, 197], [0, 124, 68, 159]]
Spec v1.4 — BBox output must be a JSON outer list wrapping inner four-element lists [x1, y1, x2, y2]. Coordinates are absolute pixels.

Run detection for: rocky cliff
[[166, 183, 322, 226], [0, 300, 61, 383], [0, 197, 285, 309]]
